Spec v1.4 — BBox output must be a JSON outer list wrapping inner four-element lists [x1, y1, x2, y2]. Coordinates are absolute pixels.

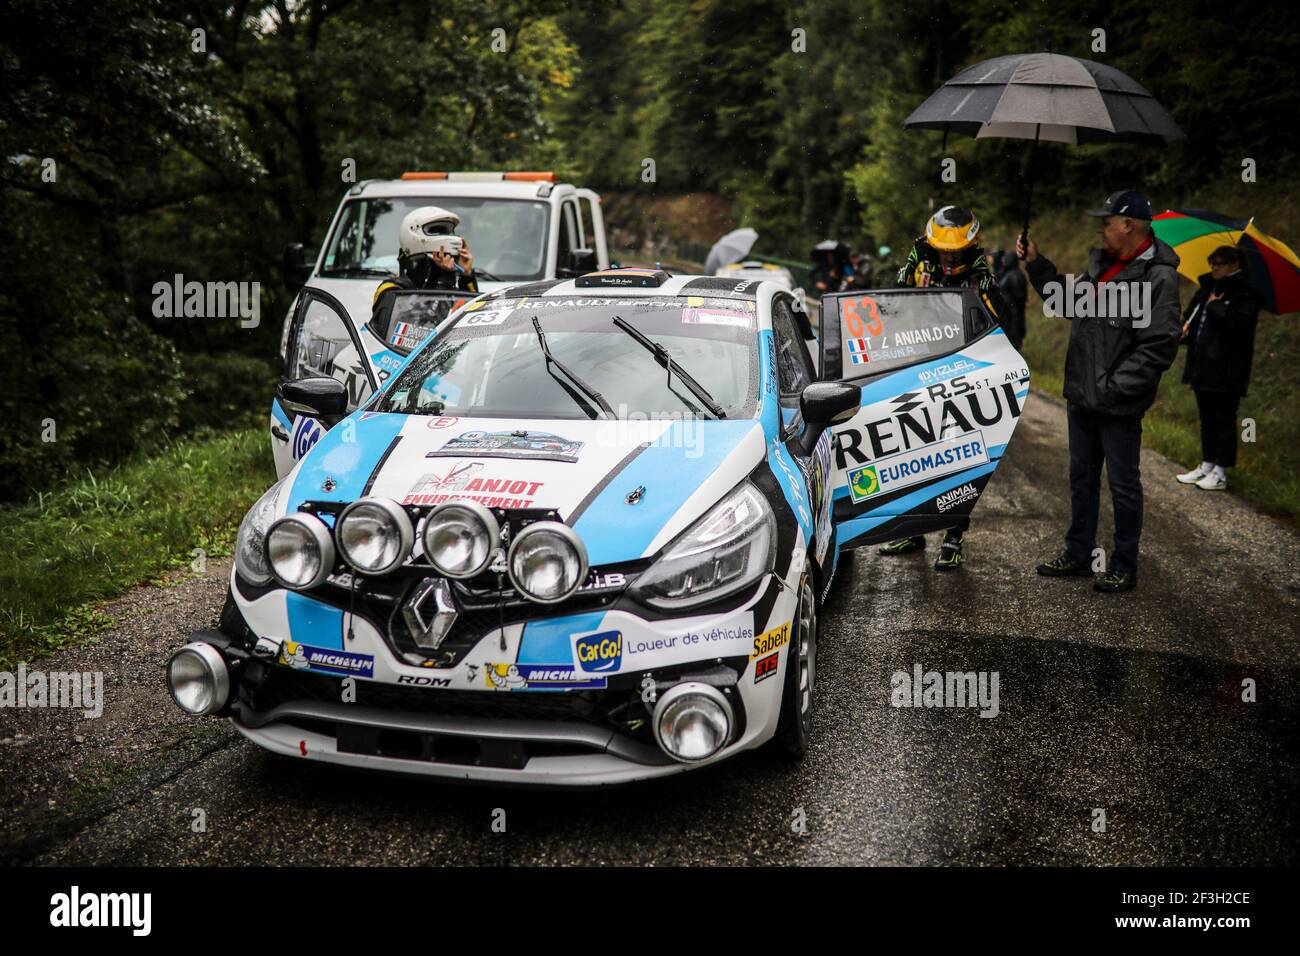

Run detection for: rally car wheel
[[774, 563, 818, 758]]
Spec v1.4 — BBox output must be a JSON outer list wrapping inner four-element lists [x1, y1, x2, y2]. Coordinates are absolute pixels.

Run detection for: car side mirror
[[562, 248, 598, 277], [797, 381, 860, 453], [282, 243, 312, 292], [277, 376, 347, 418], [801, 381, 861, 425]]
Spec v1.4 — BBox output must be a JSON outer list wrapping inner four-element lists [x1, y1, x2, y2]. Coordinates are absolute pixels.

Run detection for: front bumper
[[187, 566, 798, 785]]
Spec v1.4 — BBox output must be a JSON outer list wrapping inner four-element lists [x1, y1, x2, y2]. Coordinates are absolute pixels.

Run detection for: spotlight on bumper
[[166, 642, 232, 716], [652, 682, 734, 763]]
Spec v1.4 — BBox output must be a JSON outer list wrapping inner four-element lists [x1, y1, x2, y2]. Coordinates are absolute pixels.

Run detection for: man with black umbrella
[[1017, 190, 1182, 593]]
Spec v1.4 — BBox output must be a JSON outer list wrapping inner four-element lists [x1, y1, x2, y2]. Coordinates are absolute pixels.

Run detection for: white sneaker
[[1176, 466, 1207, 484], [1195, 471, 1227, 491]]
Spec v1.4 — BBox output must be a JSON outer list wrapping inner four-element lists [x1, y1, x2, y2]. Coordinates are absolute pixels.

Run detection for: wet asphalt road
[[3, 390, 1298, 865]]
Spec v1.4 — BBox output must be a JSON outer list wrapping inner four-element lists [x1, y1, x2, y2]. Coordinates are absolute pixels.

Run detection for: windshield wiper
[[611, 317, 726, 419], [531, 316, 614, 419], [473, 267, 503, 281]]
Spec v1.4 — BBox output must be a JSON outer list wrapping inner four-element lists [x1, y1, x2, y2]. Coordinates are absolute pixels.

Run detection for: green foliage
[[177, 352, 277, 432], [0, 193, 188, 501], [0, 429, 274, 667]]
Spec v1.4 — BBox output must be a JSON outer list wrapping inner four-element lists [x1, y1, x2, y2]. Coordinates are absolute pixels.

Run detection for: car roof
[[478, 273, 775, 301], [348, 179, 569, 200]]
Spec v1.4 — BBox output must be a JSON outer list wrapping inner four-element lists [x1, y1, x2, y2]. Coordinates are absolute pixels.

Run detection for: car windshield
[[321, 197, 551, 281], [376, 295, 760, 420]]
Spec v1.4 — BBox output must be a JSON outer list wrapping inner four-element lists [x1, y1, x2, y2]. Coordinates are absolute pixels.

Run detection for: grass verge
[[0, 428, 274, 668]]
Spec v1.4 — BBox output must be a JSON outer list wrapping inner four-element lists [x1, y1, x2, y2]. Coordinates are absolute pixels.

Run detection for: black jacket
[[371, 260, 478, 340], [895, 240, 1010, 326], [995, 263, 1028, 349], [1026, 237, 1182, 417], [1180, 270, 1260, 396]]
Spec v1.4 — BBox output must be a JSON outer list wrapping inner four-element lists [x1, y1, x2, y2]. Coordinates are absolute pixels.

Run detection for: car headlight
[[423, 501, 500, 579], [632, 481, 775, 610], [653, 682, 734, 762], [234, 480, 285, 586], [266, 513, 335, 590], [166, 642, 232, 716], [508, 521, 587, 604], [337, 497, 413, 575]]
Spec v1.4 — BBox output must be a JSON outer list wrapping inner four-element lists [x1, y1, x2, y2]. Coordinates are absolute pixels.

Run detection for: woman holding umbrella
[[1175, 246, 1261, 491]]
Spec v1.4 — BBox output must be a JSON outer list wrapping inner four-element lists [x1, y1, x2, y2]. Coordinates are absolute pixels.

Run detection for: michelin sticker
[[278, 640, 374, 679], [484, 663, 607, 692]]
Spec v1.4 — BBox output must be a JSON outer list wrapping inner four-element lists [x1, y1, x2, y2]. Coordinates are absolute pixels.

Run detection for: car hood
[[283, 413, 767, 566], [306, 276, 519, 329]]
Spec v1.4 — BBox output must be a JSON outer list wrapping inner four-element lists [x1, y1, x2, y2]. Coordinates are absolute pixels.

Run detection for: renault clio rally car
[[168, 269, 1029, 785]]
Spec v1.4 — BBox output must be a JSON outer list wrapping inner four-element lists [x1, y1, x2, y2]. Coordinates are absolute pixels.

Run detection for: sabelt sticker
[[278, 640, 374, 679], [750, 623, 791, 659], [847, 430, 989, 503]]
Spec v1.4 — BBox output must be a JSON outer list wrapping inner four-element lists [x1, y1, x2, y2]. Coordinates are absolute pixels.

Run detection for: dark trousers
[[1065, 405, 1144, 576], [1195, 389, 1241, 468]]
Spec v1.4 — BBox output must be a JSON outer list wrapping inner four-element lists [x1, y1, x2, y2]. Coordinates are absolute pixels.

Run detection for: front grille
[[309, 559, 646, 670], [245, 663, 652, 737]]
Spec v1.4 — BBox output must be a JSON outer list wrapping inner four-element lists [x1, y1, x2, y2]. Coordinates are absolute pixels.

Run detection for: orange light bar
[[503, 171, 556, 182], [400, 171, 557, 183]]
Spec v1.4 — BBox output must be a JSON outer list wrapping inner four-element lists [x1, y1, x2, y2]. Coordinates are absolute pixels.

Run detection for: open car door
[[820, 287, 1029, 550], [270, 287, 379, 479]]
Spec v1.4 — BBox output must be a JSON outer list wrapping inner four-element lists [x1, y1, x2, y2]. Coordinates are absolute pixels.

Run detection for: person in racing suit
[[371, 205, 479, 341], [880, 205, 1008, 571]]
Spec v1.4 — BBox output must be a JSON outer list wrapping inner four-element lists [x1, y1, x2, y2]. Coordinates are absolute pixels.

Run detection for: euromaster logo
[[750, 623, 791, 659], [849, 466, 879, 501], [574, 630, 622, 673], [848, 431, 989, 502]]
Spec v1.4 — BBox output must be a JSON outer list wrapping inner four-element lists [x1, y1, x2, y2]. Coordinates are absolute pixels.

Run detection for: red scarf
[[1098, 236, 1153, 284]]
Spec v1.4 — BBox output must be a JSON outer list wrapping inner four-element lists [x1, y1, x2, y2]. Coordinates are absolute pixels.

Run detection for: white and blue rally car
[[167, 268, 1028, 785]]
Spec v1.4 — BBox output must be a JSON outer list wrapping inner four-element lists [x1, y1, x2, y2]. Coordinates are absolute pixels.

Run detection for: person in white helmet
[[372, 206, 478, 338]]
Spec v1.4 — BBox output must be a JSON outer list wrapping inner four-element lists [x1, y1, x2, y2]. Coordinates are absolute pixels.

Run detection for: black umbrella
[[904, 52, 1184, 247]]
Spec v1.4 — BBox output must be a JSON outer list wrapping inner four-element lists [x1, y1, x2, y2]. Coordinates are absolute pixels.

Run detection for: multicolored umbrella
[[1153, 209, 1300, 314]]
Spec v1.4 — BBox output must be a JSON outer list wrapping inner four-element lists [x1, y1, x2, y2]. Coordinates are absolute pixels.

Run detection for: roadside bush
[[177, 352, 278, 432], [0, 277, 185, 503]]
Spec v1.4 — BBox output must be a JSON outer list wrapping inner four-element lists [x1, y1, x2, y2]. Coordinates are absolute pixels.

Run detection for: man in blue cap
[[1016, 190, 1182, 593]]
